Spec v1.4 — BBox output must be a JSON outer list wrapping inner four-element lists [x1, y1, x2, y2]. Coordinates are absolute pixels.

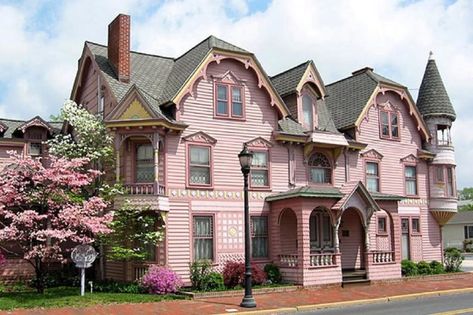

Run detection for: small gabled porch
[[266, 182, 402, 287]]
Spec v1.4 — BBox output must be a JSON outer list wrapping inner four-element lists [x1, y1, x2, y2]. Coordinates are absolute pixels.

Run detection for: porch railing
[[134, 265, 149, 281], [279, 254, 298, 268], [371, 251, 395, 264], [123, 183, 166, 196], [310, 252, 339, 267]]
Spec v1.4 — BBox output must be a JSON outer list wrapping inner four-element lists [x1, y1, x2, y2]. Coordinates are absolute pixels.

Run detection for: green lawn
[[0, 287, 187, 310]]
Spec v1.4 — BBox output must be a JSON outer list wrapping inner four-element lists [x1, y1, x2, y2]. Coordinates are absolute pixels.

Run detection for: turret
[[417, 52, 457, 226]]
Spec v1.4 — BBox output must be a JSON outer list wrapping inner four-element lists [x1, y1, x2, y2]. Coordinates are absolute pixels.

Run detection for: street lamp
[[238, 145, 256, 308]]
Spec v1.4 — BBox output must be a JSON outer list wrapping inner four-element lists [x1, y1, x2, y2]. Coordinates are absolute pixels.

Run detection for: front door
[[401, 218, 410, 260], [339, 208, 365, 270]]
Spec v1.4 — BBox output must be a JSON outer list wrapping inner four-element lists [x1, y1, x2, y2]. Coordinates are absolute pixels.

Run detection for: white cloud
[[0, 0, 472, 187]]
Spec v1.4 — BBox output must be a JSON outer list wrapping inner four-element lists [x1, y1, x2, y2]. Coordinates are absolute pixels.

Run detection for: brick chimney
[[108, 14, 130, 83]]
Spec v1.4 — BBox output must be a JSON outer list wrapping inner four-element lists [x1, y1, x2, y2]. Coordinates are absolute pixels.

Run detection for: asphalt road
[[295, 292, 473, 315]]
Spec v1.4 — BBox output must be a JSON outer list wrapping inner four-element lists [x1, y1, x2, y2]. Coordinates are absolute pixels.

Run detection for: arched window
[[308, 153, 332, 184], [302, 94, 314, 130]]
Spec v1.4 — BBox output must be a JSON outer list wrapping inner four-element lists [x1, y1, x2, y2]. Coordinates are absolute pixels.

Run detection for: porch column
[[153, 133, 161, 194], [364, 224, 370, 251], [334, 216, 341, 252], [115, 150, 120, 182]]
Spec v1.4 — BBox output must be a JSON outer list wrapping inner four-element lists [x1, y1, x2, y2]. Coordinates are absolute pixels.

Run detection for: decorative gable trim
[[172, 49, 290, 118], [296, 62, 327, 99], [245, 137, 273, 148], [183, 131, 217, 144], [400, 154, 418, 164], [0, 121, 8, 133], [361, 149, 383, 160], [17, 116, 53, 133], [211, 70, 247, 85], [119, 99, 153, 120], [377, 100, 400, 112]]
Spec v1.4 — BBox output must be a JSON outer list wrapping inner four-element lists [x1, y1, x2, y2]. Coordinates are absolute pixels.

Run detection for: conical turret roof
[[416, 53, 456, 121]]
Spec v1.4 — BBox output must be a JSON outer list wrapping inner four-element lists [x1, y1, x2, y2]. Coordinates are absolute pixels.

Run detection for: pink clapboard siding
[[166, 59, 288, 192], [420, 210, 442, 261]]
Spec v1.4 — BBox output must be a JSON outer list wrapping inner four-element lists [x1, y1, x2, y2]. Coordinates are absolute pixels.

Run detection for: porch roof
[[265, 186, 343, 202], [370, 192, 404, 201]]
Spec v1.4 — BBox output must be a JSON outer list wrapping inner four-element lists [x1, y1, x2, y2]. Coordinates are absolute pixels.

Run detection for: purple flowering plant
[[140, 265, 183, 294]]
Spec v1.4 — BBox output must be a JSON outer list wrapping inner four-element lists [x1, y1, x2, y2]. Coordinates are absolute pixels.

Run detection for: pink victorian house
[[70, 14, 458, 286]]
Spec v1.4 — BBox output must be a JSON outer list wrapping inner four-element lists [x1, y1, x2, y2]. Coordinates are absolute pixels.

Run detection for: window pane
[[137, 144, 153, 160], [302, 95, 313, 130], [469, 226, 473, 238], [436, 166, 444, 182], [251, 170, 268, 186], [190, 166, 210, 184], [381, 111, 389, 124], [251, 217, 268, 258], [406, 180, 417, 195], [217, 101, 228, 115], [194, 239, 213, 260], [190, 147, 209, 165], [405, 166, 416, 178], [391, 113, 398, 126], [366, 162, 378, 176], [232, 102, 242, 116], [29, 143, 42, 156], [136, 165, 155, 182], [193, 216, 213, 261], [311, 168, 329, 183], [378, 217, 386, 233], [322, 215, 331, 242], [310, 214, 319, 248], [217, 85, 227, 100], [412, 218, 420, 233], [401, 218, 409, 233], [391, 126, 399, 138], [232, 87, 241, 102], [367, 178, 379, 192], [252, 152, 267, 167]]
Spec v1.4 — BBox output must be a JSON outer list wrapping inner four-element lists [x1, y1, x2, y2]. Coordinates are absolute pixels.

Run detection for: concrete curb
[[221, 287, 473, 314]]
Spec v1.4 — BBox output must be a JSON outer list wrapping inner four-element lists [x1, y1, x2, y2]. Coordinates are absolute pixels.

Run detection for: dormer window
[[308, 153, 332, 184], [379, 110, 399, 140], [29, 143, 42, 157], [302, 94, 314, 131]]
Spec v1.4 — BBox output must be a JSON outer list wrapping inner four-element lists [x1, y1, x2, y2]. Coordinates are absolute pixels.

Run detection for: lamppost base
[[240, 296, 256, 308]]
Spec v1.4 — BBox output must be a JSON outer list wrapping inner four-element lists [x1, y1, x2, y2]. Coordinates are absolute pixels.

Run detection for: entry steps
[[342, 269, 371, 287]]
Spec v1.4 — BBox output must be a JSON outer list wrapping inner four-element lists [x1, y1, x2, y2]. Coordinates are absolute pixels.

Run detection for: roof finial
[[428, 51, 434, 61]]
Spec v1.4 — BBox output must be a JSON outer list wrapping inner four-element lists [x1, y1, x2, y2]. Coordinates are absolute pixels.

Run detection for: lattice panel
[[214, 253, 245, 272], [411, 235, 423, 261], [376, 235, 391, 251], [217, 212, 244, 252]]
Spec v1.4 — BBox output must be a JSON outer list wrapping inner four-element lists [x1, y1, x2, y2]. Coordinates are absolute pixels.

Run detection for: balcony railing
[[371, 251, 394, 264], [279, 254, 298, 268], [123, 183, 166, 196], [310, 252, 339, 267]]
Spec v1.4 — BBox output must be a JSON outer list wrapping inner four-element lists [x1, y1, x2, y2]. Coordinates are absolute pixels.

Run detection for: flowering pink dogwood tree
[[0, 154, 113, 293]]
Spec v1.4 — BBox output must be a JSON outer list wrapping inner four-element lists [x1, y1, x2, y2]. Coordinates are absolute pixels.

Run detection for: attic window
[[379, 110, 399, 140], [214, 83, 244, 119], [436, 125, 451, 146]]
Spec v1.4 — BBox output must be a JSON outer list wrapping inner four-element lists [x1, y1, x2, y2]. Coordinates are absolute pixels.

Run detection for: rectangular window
[[216, 84, 228, 115], [29, 143, 42, 156], [405, 166, 417, 196], [250, 151, 269, 188], [436, 166, 444, 183], [310, 214, 319, 249], [466, 226, 473, 239], [447, 167, 454, 197], [193, 216, 213, 261], [136, 144, 155, 183], [366, 162, 379, 192], [251, 216, 268, 258], [378, 217, 387, 234], [189, 146, 211, 185], [322, 214, 331, 244], [412, 218, 420, 233], [380, 111, 400, 140], [215, 83, 244, 118]]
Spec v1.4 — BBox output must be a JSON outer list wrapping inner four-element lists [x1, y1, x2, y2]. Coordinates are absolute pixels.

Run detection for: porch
[[267, 183, 402, 286]]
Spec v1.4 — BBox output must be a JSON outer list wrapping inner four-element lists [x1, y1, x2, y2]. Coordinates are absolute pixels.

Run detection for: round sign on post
[[71, 245, 97, 296]]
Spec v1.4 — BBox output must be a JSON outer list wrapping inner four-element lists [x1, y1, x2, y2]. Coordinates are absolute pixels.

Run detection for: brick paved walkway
[[3, 273, 473, 315]]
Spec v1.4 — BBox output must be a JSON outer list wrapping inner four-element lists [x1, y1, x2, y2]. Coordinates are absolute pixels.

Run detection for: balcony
[[123, 183, 166, 196]]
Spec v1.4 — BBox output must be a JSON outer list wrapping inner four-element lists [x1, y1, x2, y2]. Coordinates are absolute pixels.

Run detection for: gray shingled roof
[[87, 35, 248, 115], [325, 68, 404, 130], [0, 118, 62, 139], [278, 117, 306, 136], [270, 61, 311, 97], [446, 211, 473, 224], [416, 58, 456, 121]]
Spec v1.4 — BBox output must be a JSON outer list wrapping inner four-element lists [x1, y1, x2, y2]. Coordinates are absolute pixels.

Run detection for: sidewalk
[[2, 273, 473, 315]]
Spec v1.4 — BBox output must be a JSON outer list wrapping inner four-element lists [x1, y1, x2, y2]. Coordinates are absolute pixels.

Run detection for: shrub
[[189, 261, 212, 291], [401, 259, 418, 276], [222, 261, 266, 289], [430, 260, 445, 274], [0, 251, 5, 268], [417, 261, 432, 275], [204, 272, 225, 291], [94, 279, 143, 293], [464, 240, 473, 252], [140, 266, 182, 294], [444, 247, 464, 272], [264, 263, 282, 284]]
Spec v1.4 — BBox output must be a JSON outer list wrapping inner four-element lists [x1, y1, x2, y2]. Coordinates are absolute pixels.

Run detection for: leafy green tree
[[459, 187, 473, 201]]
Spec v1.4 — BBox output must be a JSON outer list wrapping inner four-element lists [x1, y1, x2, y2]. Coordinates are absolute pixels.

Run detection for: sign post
[[71, 245, 98, 296]]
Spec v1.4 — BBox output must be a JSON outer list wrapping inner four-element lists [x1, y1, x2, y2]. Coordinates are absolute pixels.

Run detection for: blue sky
[[0, 0, 472, 188]]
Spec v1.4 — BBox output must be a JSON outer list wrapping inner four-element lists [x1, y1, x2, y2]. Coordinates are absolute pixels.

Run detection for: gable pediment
[[361, 149, 383, 160], [377, 100, 401, 112], [212, 70, 246, 85], [119, 99, 153, 120], [106, 86, 157, 121], [183, 131, 217, 144], [400, 154, 418, 164], [296, 62, 327, 99], [17, 116, 53, 133], [245, 137, 273, 148]]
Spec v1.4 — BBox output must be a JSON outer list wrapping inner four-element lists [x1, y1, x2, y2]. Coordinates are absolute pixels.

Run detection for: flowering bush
[[140, 265, 182, 294], [222, 261, 267, 289]]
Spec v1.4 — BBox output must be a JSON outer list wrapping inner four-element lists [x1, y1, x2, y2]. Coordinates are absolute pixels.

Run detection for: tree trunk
[[34, 258, 45, 294]]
